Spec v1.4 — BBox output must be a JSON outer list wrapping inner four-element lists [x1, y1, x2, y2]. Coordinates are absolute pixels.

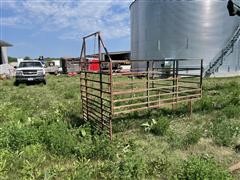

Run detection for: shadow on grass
[[14, 81, 46, 87], [67, 104, 192, 134], [67, 113, 86, 128], [112, 106, 190, 133]]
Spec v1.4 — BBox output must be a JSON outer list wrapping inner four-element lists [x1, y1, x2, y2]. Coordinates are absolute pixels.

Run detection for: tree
[[8, 56, 17, 63], [24, 56, 31, 60]]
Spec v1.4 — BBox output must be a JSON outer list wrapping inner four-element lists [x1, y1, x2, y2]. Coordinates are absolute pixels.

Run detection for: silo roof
[[0, 40, 12, 47], [129, 0, 137, 9]]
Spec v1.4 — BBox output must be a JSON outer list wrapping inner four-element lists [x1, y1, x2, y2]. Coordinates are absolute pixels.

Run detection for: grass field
[[0, 75, 240, 179]]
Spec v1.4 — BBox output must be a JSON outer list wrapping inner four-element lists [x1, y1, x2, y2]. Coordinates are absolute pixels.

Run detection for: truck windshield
[[19, 62, 42, 68]]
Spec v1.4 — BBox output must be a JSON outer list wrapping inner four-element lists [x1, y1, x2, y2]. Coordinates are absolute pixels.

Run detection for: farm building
[[0, 40, 12, 65], [102, 51, 131, 71], [102, 51, 130, 61], [130, 0, 240, 77]]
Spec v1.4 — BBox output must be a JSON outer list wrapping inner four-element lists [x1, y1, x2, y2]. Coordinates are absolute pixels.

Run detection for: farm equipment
[[44, 61, 59, 75], [86, 56, 100, 72], [60, 57, 81, 74]]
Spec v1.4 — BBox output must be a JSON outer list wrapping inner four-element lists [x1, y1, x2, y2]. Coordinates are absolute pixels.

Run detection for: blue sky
[[1, 0, 133, 58]]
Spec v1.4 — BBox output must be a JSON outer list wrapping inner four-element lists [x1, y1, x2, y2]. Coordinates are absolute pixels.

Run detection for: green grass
[[0, 75, 240, 179]]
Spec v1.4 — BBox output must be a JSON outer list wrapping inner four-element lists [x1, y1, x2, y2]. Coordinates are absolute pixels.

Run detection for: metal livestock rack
[[80, 32, 203, 139]]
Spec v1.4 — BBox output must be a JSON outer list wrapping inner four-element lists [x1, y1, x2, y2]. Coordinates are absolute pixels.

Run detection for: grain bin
[[130, 0, 240, 76]]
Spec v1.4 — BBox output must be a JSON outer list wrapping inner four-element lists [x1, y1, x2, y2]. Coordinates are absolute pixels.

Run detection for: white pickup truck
[[15, 60, 46, 85]]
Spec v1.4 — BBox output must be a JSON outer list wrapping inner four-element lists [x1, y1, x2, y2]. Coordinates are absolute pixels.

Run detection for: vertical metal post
[[80, 41, 85, 67], [109, 60, 113, 140], [172, 60, 176, 110], [99, 33, 113, 140], [80, 41, 85, 121], [131, 76, 134, 98], [175, 60, 179, 108], [200, 59, 203, 98], [82, 39, 89, 122], [151, 60, 154, 88], [80, 73, 85, 120], [146, 61, 150, 107], [98, 34, 104, 130]]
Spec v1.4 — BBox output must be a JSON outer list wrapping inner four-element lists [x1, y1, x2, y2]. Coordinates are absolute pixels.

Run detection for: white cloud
[[2, 0, 133, 40]]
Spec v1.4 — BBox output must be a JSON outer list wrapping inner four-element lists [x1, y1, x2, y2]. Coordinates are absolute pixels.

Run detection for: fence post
[[151, 60, 154, 88], [175, 60, 179, 108], [98, 34, 104, 130], [172, 60, 176, 110], [109, 61, 113, 140], [147, 61, 150, 107], [200, 59, 203, 98]]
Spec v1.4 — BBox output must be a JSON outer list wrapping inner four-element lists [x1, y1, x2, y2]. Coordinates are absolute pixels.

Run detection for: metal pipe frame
[[80, 33, 203, 140]]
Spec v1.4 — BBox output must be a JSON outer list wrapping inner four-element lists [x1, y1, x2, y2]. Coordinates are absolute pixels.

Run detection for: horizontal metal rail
[[113, 85, 177, 95], [80, 84, 111, 94], [80, 77, 110, 85], [114, 98, 201, 115], [113, 77, 178, 86], [113, 88, 202, 103], [82, 98, 111, 111], [114, 94, 201, 110], [82, 105, 110, 122], [81, 90, 111, 103], [80, 71, 110, 75]]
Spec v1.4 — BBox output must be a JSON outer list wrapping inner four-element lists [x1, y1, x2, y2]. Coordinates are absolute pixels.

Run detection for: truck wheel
[[43, 80, 47, 85], [14, 81, 19, 86]]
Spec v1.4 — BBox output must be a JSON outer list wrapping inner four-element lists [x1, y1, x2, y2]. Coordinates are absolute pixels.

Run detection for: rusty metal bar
[[146, 61, 150, 107], [200, 59, 203, 90], [82, 104, 111, 120], [178, 80, 200, 84], [113, 85, 177, 95], [80, 71, 110, 75], [172, 60, 176, 109], [81, 95, 111, 109], [109, 60, 113, 140], [80, 84, 111, 94], [114, 93, 201, 110], [175, 60, 179, 107], [98, 34, 104, 130], [113, 88, 202, 103], [114, 97, 201, 115], [82, 98, 111, 113], [80, 78, 110, 85], [80, 90, 111, 103], [83, 31, 100, 39], [177, 74, 201, 77], [113, 77, 178, 86], [178, 85, 200, 89]]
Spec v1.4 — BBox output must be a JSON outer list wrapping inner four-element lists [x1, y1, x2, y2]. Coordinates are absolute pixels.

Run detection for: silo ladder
[[204, 25, 240, 77]]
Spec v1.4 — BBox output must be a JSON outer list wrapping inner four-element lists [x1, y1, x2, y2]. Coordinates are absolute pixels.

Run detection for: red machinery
[[87, 58, 100, 72]]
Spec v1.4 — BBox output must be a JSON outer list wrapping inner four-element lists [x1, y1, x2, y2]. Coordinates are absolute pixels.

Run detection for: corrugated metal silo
[[130, 0, 240, 76]]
